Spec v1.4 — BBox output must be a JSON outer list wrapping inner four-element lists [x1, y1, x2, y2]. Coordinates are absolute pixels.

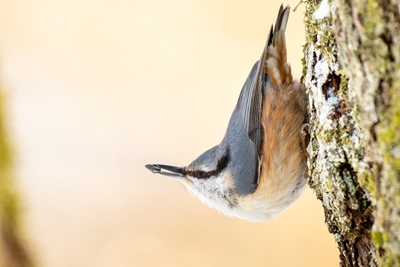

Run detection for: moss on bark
[[304, 0, 400, 265]]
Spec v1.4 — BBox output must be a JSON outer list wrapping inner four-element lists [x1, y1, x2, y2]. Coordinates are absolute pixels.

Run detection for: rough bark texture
[[303, 0, 400, 266], [0, 87, 35, 267]]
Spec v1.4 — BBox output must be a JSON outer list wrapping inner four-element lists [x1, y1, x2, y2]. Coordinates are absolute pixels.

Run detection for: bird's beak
[[145, 164, 185, 179]]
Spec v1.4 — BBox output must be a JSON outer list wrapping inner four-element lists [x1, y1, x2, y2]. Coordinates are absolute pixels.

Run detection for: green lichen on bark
[[303, 0, 381, 265], [375, 65, 400, 266], [330, 0, 400, 264], [304, 0, 400, 264]]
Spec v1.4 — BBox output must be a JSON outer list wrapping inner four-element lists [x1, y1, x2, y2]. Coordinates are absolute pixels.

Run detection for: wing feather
[[235, 5, 290, 185]]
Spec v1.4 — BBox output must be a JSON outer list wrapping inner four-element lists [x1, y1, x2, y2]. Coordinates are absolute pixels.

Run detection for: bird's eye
[[197, 171, 205, 178]]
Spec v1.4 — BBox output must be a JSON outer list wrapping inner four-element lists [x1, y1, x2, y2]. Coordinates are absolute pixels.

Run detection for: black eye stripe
[[186, 148, 230, 179], [216, 152, 229, 172], [197, 171, 205, 178]]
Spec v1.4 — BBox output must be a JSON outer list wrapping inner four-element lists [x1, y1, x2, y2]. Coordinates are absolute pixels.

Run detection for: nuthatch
[[146, 5, 309, 222]]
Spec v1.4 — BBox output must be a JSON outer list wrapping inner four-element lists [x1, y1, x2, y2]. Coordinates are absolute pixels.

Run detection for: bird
[[145, 5, 309, 222]]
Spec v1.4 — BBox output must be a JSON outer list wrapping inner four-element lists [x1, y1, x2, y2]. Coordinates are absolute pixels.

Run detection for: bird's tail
[[264, 5, 292, 88]]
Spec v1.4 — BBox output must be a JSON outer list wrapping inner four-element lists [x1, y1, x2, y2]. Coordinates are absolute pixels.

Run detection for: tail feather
[[268, 5, 290, 46], [265, 5, 292, 87]]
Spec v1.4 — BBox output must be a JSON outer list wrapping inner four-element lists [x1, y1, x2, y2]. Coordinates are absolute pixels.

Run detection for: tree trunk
[[303, 0, 400, 266]]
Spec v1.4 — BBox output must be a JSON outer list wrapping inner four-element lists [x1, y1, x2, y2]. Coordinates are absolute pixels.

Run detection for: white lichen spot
[[318, 140, 326, 160], [319, 104, 334, 130], [312, 57, 341, 134], [327, 87, 339, 107], [313, 0, 331, 20], [391, 146, 400, 159], [327, 145, 345, 163], [350, 129, 360, 149], [314, 55, 329, 89], [319, 87, 341, 131]]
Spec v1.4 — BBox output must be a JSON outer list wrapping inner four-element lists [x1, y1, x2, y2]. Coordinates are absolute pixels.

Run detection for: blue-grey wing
[[233, 5, 290, 187], [237, 5, 289, 157]]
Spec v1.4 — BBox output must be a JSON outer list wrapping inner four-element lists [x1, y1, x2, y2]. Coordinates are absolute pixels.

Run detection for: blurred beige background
[[0, 0, 338, 266]]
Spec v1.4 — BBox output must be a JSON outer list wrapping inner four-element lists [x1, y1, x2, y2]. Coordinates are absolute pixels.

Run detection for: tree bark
[[303, 0, 400, 266]]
